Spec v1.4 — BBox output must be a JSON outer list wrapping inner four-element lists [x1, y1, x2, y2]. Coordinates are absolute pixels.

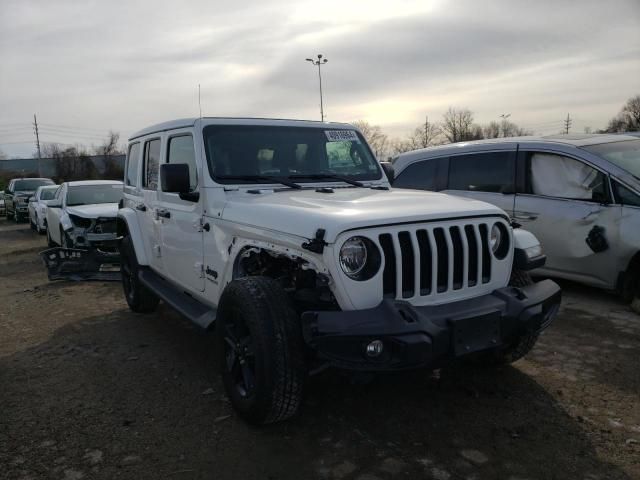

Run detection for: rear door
[[513, 148, 621, 288], [138, 137, 164, 273], [158, 131, 204, 292], [443, 150, 517, 217]]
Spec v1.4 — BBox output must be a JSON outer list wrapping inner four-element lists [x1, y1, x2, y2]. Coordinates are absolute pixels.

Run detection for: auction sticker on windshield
[[325, 130, 359, 142]]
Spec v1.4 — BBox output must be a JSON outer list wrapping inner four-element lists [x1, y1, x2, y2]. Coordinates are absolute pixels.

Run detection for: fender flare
[[117, 208, 149, 266]]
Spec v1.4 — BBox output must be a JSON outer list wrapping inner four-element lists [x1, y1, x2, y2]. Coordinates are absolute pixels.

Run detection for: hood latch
[[302, 228, 327, 254]]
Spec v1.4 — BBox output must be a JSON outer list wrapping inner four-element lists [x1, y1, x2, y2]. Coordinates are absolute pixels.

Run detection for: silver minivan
[[392, 134, 640, 301]]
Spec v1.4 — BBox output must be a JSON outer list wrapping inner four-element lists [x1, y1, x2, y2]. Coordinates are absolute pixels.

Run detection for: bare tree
[[408, 116, 441, 149], [602, 94, 640, 133], [441, 107, 476, 143], [46, 143, 97, 182], [483, 121, 501, 139], [352, 120, 389, 159], [95, 131, 124, 179]]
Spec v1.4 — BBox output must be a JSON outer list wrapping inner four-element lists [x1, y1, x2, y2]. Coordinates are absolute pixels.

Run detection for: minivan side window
[[527, 152, 609, 203], [167, 135, 197, 191], [448, 152, 514, 193], [126, 142, 141, 187], [143, 139, 161, 190], [394, 159, 440, 191], [613, 181, 640, 207]]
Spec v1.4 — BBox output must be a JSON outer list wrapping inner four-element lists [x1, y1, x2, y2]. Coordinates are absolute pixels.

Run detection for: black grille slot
[[416, 229, 432, 295], [478, 224, 491, 283], [464, 225, 478, 287], [398, 231, 415, 298], [449, 226, 464, 290], [433, 228, 448, 293], [379, 234, 396, 297]]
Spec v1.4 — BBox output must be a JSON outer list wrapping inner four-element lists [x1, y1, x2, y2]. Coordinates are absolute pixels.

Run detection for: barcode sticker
[[325, 130, 359, 142]]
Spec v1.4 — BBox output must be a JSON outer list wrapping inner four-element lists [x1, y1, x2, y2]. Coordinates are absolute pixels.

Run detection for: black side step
[[138, 269, 216, 329]]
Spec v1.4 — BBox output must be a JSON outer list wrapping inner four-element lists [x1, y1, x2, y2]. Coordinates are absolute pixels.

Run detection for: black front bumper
[[301, 280, 561, 371]]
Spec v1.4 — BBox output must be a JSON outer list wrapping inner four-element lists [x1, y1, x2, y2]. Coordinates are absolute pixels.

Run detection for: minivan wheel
[[120, 236, 159, 313], [217, 276, 306, 425]]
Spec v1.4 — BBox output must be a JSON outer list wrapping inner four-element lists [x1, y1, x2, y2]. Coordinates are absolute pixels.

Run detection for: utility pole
[[305, 54, 328, 122], [564, 113, 572, 134], [33, 114, 42, 176], [424, 115, 429, 146]]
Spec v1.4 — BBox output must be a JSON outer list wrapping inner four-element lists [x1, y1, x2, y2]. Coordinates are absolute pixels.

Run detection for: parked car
[[46, 180, 123, 249], [116, 117, 560, 424], [28, 185, 59, 233], [0, 192, 5, 217], [392, 134, 640, 300], [4, 177, 55, 222]]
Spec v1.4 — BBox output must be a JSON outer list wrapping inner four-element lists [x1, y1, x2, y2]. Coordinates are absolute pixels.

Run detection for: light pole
[[306, 54, 328, 122]]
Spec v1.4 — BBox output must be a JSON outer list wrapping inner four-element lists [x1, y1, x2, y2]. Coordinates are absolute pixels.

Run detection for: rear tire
[[120, 235, 159, 313], [217, 276, 306, 425]]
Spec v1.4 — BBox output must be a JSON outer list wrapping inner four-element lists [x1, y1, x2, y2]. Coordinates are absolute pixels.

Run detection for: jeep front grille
[[379, 222, 494, 300]]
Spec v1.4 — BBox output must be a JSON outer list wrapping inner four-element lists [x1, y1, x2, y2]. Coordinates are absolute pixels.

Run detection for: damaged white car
[[46, 180, 123, 249]]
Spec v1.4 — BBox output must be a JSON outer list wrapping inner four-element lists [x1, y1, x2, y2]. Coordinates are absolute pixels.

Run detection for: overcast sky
[[1, 0, 639, 158]]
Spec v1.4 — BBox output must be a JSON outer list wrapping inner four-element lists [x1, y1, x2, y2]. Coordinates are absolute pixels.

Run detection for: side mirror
[[380, 162, 395, 184], [161, 163, 191, 193], [29, 196, 35, 202]]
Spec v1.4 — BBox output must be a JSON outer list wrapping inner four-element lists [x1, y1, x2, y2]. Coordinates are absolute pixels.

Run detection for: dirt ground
[[0, 218, 638, 480]]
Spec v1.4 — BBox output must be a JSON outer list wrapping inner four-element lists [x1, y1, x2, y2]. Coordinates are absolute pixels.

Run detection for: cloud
[[0, 0, 638, 157]]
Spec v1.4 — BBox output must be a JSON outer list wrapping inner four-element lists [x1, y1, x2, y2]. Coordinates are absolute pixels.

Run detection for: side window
[[394, 160, 439, 191], [143, 139, 161, 190], [449, 152, 514, 193], [126, 142, 141, 187], [528, 152, 609, 202], [167, 135, 197, 190], [613, 181, 640, 207]]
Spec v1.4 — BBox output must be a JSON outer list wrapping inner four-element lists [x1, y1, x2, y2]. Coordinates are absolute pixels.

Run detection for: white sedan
[[46, 180, 123, 249], [28, 185, 59, 234]]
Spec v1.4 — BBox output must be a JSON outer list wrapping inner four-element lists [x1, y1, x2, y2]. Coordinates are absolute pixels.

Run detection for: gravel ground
[[0, 218, 638, 480]]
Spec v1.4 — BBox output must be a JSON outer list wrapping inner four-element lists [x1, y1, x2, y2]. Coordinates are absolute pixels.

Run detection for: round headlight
[[339, 237, 368, 277], [490, 222, 510, 259], [490, 224, 502, 253]]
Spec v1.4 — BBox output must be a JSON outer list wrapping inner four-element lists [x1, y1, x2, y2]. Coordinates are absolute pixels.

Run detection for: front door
[[514, 150, 620, 288], [158, 132, 205, 292], [443, 150, 517, 217]]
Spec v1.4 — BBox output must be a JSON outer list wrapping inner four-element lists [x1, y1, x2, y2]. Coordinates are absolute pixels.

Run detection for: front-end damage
[[43, 215, 121, 281]]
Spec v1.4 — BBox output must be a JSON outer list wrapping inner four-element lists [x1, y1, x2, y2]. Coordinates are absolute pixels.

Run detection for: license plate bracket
[[451, 312, 501, 356]]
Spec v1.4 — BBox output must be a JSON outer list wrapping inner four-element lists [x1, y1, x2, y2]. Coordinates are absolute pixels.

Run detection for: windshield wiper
[[217, 175, 302, 189], [287, 174, 365, 188]]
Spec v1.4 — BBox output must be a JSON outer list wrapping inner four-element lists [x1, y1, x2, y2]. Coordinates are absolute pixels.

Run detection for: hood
[[66, 203, 119, 219], [221, 187, 506, 242], [14, 191, 35, 197]]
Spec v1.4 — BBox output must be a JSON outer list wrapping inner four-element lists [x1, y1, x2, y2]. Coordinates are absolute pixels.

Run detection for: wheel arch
[[117, 208, 149, 266]]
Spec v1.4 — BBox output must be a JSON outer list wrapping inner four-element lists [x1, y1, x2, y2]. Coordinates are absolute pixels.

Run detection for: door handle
[[135, 204, 147, 212], [156, 209, 171, 219]]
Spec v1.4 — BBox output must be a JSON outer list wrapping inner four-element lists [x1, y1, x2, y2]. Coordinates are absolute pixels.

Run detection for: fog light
[[365, 340, 384, 357]]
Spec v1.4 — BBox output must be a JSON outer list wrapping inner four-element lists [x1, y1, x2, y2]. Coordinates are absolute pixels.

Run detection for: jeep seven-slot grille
[[379, 223, 492, 299]]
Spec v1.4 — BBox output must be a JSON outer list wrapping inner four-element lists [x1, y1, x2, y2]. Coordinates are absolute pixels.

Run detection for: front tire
[[120, 235, 159, 313], [217, 276, 306, 425], [484, 270, 540, 365]]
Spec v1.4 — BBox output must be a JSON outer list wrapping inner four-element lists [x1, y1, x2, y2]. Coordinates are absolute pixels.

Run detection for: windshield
[[14, 179, 53, 191], [66, 184, 122, 206], [40, 188, 57, 200], [203, 126, 382, 184], [583, 139, 640, 179]]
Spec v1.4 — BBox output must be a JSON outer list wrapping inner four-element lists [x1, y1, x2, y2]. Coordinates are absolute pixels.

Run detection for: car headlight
[[339, 236, 381, 280], [523, 244, 543, 259], [490, 223, 510, 259], [68, 214, 93, 228]]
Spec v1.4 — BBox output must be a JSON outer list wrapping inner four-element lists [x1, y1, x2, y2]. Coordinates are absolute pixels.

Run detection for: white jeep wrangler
[[117, 118, 561, 424]]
